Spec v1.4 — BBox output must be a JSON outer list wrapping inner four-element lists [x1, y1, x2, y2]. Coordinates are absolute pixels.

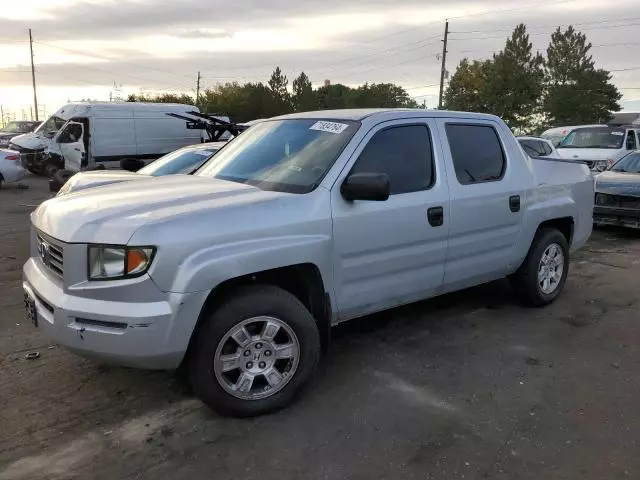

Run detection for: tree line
[[443, 24, 621, 133], [127, 68, 419, 122]]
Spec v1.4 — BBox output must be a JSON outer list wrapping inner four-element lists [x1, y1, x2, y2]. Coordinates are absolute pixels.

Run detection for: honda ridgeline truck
[[23, 109, 594, 417]]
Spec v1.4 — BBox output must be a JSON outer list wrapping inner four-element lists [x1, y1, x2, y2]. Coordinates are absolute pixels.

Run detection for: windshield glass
[[34, 116, 67, 138], [541, 134, 565, 147], [138, 146, 220, 176], [558, 127, 625, 149], [196, 119, 360, 193], [610, 153, 640, 173], [2, 122, 30, 133]]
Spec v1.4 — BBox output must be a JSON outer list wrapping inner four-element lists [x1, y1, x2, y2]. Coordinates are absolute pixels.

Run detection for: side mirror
[[341, 172, 390, 201]]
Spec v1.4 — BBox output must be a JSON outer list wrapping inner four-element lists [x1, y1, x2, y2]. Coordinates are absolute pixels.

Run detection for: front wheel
[[511, 228, 570, 307], [188, 285, 321, 417]]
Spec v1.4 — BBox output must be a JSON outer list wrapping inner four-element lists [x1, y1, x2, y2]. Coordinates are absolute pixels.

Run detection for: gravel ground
[[1, 175, 640, 480]]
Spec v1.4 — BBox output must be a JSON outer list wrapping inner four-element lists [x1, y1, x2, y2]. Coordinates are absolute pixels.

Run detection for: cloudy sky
[[1, 0, 640, 120]]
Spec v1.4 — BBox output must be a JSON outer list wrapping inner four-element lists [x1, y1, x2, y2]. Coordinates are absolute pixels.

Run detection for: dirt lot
[[1, 175, 640, 480]]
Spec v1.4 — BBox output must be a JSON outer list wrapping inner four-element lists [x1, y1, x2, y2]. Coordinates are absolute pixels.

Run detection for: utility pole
[[196, 71, 201, 106], [0, 105, 4, 127], [438, 20, 449, 110], [29, 28, 39, 121]]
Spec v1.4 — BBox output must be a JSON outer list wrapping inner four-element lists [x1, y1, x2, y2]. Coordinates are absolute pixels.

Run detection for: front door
[[57, 122, 85, 171], [331, 119, 450, 321]]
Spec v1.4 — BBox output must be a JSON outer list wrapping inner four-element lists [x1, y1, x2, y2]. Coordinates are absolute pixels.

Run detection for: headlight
[[88, 245, 155, 280]]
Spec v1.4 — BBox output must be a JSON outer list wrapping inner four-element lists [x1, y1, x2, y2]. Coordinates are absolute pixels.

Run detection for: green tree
[[349, 83, 418, 108], [443, 58, 492, 112], [267, 66, 293, 114], [292, 71, 316, 112], [314, 83, 353, 109], [544, 26, 621, 124], [483, 24, 544, 131]]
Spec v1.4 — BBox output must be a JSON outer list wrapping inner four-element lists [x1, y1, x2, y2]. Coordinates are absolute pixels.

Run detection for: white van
[[10, 102, 203, 176]]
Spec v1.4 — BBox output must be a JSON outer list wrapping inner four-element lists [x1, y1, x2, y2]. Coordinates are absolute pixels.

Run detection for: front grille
[[595, 193, 640, 209], [36, 232, 64, 278]]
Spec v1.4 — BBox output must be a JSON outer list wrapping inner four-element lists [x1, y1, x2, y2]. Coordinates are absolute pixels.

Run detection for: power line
[[447, 0, 576, 20], [450, 15, 640, 34]]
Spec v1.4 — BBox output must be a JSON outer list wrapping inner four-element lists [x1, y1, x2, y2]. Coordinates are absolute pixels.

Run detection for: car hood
[[61, 170, 148, 195], [595, 171, 640, 197], [556, 148, 619, 161], [33, 175, 289, 244], [9, 132, 49, 150]]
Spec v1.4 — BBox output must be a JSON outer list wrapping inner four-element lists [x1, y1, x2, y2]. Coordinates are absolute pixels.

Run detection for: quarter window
[[446, 124, 506, 184], [350, 125, 434, 195]]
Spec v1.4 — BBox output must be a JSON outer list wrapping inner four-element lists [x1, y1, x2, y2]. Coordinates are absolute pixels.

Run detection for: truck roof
[[273, 108, 502, 122]]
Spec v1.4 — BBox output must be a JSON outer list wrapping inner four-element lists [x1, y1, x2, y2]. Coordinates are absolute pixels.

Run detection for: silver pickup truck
[[23, 109, 594, 416]]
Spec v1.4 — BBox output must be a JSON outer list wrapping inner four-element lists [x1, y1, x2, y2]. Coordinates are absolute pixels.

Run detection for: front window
[[558, 127, 625, 149], [196, 119, 360, 193], [138, 146, 221, 176], [2, 121, 31, 133], [34, 116, 67, 138], [610, 153, 640, 173]]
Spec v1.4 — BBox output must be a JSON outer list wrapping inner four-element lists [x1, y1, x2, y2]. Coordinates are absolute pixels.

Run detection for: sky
[[1, 0, 640, 121]]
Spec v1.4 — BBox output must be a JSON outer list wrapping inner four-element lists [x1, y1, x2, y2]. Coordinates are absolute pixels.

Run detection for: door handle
[[427, 206, 444, 227], [509, 195, 520, 212], [73, 148, 81, 151]]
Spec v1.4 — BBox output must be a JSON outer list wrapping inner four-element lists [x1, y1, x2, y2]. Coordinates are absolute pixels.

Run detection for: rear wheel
[[50, 169, 75, 192], [188, 285, 320, 417], [511, 228, 569, 306], [43, 161, 60, 178]]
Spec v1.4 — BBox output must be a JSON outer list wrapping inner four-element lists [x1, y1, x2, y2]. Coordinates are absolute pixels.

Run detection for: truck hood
[[595, 171, 640, 197], [61, 170, 149, 195], [555, 148, 617, 161], [33, 175, 287, 244], [9, 132, 49, 151]]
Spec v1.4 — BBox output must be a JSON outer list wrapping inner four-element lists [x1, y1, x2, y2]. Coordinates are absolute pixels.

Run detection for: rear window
[[558, 127, 625, 149], [445, 124, 506, 184]]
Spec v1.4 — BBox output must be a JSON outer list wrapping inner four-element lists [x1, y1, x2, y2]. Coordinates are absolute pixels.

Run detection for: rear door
[[331, 118, 449, 320], [435, 119, 526, 291]]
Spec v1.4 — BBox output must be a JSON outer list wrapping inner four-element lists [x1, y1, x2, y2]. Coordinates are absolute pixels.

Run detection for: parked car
[[0, 121, 41, 148], [540, 124, 604, 147], [23, 109, 593, 417], [517, 136, 559, 158], [55, 142, 226, 195], [0, 149, 25, 188], [9, 102, 203, 178], [555, 125, 640, 171], [594, 150, 640, 228]]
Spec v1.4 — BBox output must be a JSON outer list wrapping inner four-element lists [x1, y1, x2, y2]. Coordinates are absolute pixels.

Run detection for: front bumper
[[593, 205, 640, 229], [22, 257, 208, 369]]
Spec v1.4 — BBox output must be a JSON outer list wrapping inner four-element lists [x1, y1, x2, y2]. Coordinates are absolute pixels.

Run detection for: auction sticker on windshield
[[310, 121, 349, 134]]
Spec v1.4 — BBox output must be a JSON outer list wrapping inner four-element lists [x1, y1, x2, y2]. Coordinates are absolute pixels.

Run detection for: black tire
[[120, 158, 144, 172], [43, 161, 60, 178], [188, 285, 321, 417], [49, 169, 75, 192], [88, 164, 106, 171], [27, 166, 42, 175], [511, 228, 570, 307]]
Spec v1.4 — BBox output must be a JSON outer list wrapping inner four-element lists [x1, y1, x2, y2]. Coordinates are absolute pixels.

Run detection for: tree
[[267, 66, 292, 114], [292, 71, 316, 112], [314, 83, 352, 110], [443, 58, 492, 112], [544, 26, 621, 124], [349, 83, 419, 108], [483, 24, 544, 131]]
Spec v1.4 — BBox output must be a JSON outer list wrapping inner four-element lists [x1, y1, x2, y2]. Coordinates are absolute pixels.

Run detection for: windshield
[[138, 146, 221, 176], [196, 118, 360, 193], [34, 116, 67, 138], [2, 122, 31, 133], [541, 134, 565, 147], [610, 152, 640, 173], [558, 127, 625, 149]]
